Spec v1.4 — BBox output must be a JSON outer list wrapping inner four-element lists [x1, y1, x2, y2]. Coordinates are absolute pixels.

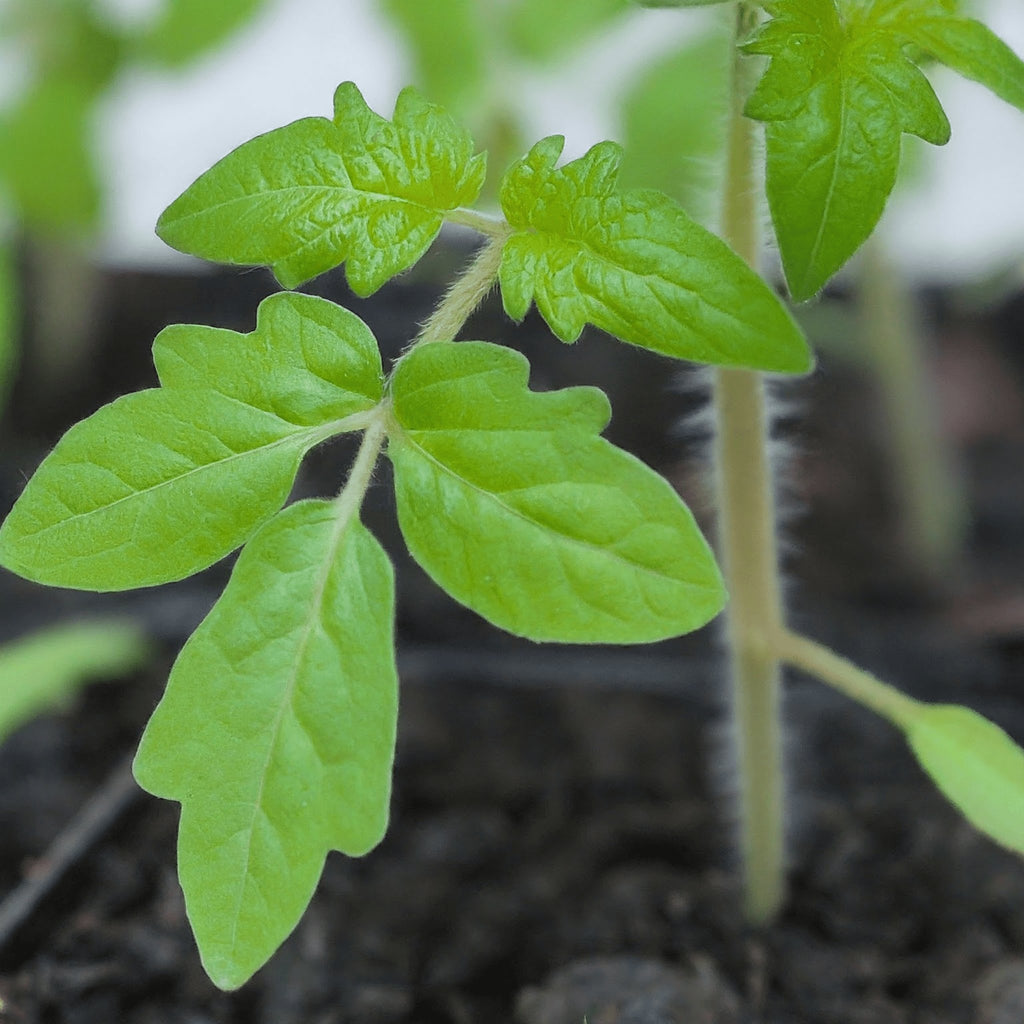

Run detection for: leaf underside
[[747, 0, 1024, 300], [134, 500, 398, 991], [498, 135, 811, 374], [906, 703, 1024, 855], [156, 81, 486, 292], [389, 341, 726, 643], [0, 293, 381, 590]]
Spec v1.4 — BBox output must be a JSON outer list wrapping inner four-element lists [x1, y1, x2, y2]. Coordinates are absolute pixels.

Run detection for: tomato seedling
[[2, 0, 1024, 992]]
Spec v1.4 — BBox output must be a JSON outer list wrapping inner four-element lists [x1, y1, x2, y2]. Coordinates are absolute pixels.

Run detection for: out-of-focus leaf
[[0, 76, 101, 234], [137, 0, 269, 68], [906, 703, 1024, 855], [618, 27, 731, 217], [0, 620, 149, 744], [505, 0, 631, 62], [380, 0, 487, 115]]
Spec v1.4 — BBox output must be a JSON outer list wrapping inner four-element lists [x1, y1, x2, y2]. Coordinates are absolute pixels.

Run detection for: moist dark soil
[[1, 250, 1024, 1023]]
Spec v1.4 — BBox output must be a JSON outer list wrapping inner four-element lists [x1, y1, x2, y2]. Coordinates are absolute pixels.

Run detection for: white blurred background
[[6, 0, 1024, 280]]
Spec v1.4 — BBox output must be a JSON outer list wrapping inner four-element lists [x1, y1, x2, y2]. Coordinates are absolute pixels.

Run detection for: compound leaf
[[134, 500, 397, 990], [157, 82, 486, 292], [0, 620, 148, 745], [0, 390, 346, 591], [498, 136, 811, 373], [389, 341, 726, 643], [153, 292, 383, 426], [747, 0, 1024, 301], [906, 703, 1024, 855]]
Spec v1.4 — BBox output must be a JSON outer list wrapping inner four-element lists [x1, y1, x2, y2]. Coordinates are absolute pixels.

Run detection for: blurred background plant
[[0, 0, 273, 746]]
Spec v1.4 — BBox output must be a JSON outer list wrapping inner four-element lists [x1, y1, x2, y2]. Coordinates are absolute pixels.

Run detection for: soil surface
[[1, 253, 1024, 1023]]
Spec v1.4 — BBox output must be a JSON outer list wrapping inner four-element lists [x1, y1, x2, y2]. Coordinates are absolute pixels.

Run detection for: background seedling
[[1, 0, 1024, 993]]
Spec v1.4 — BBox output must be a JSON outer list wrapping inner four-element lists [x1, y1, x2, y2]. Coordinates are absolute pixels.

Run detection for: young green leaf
[[498, 136, 811, 374], [905, 703, 1024, 855], [746, 0, 1024, 301], [134, 500, 398, 990], [0, 620, 148, 745], [0, 390, 348, 591], [156, 82, 487, 292], [153, 292, 383, 426], [388, 341, 726, 643]]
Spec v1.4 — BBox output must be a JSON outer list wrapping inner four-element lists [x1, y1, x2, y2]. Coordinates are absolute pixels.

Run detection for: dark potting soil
[[1, 251, 1023, 1023]]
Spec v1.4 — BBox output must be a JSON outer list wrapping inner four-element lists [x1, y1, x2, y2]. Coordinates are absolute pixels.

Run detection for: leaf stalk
[[415, 233, 507, 346], [333, 411, 388, 528], [772, 628, 922, 730]]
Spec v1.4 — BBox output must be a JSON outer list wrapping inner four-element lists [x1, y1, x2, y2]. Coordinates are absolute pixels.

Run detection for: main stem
[[713, 2, 787, 924]]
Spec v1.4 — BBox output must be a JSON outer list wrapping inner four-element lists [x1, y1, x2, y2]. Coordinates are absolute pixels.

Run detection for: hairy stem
[[712, 1, 787, 924], [415, 233, 508, 346]]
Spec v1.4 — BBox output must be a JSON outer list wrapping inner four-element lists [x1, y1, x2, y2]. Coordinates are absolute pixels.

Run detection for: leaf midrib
[[226, 506, 360, 958], [18, 414, 351, 544]]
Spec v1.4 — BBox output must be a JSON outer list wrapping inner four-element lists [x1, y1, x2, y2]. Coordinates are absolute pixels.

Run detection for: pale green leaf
[[498, 136, 811, 373], [153, 292, 383, 426], [138, 0, 269, 68], [0, 389, 347, 591], [0, 620, 148, 744], [381, 0, 487, 114], [618, 27, 731, 217], [134, 500, 398, 990], [505, 0, 631, 62], [746, 0, 1024, 300], [0, 76, 101, 234], [906, 703, 1024, 855], [389, 341, 726, 644], [157, 82, 487, 292]]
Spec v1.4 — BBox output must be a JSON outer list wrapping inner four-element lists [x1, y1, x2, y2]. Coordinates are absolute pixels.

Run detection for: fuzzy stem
[[773, 628, 921, 730], [415, 233, 508, 347], [712, 2, 787, 925]]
